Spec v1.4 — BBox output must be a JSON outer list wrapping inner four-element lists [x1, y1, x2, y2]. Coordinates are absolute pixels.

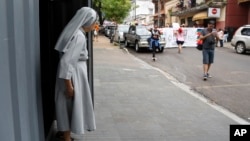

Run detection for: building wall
[[248, 6, 250, 23], [0, 0, 44, 141], [164, 0, 179, 26], [215, 7, 226, 30], [225, 0, 250, 41], [226, 0, 249, 27]]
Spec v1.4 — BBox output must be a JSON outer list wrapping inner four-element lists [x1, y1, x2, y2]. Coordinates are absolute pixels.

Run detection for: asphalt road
[[121, 42, 250, 122]]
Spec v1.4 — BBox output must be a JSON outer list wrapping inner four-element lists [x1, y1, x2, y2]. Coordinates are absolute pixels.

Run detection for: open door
[[39, 0, 93, 138]]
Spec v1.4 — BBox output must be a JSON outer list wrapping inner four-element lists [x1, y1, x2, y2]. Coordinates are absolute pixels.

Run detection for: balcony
[[171, 0, 227, 16], [171, 4, 208, 16], [207, 0, 227, 7]]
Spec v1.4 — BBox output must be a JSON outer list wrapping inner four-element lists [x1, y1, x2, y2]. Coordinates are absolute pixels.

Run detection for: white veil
[[54, 7, 98, 52]]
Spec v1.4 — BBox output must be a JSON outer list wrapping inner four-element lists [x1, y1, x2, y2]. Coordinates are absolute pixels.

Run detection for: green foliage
[[93, 0, 104, 24], [101, 0, 132, 23]]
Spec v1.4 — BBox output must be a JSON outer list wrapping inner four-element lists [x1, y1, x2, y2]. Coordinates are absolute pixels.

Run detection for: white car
[[112, 24, 130, 43], [231, 25, 250, 54]]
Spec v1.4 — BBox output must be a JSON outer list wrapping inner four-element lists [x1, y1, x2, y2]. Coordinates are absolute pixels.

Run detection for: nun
[[54, 7, 97, 141]]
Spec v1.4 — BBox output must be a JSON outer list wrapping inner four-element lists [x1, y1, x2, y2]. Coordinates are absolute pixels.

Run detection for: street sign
[[208, 8, 220, 18]]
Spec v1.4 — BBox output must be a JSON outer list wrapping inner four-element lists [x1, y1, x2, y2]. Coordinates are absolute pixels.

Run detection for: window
[[149, 8, 153, 15], [180, 19, 185, 25], [241, 28, 250, 36]]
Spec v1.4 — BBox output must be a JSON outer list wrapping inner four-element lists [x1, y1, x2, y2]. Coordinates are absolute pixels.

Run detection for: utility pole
[[158, 0, 160, 27], [134, 0, 136, 20]]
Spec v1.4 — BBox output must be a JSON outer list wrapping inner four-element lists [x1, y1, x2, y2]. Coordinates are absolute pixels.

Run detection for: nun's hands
[[66, 86, 74, 98], [64, 79, 74, 98]]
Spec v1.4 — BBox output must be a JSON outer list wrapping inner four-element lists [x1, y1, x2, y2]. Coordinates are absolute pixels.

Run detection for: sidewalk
[[76, 36, 243, 141], [219, 41, 233, 49]]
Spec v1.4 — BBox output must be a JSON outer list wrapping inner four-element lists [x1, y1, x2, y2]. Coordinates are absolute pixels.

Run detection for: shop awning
[[192, 11, 208, 21]]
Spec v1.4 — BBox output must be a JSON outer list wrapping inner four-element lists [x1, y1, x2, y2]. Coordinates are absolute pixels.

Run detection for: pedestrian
[[199, 20, 219, 81], [174, 25, 185, 53], [94, 23, 99, 42], [217, 28, 224, 47], [149, 25, 161, 61], [54, 7, 97, 141]]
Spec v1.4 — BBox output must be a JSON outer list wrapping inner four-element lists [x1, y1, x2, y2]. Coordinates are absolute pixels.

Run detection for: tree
[[93, 0, 104, 25], [94, 0, 132, 24]]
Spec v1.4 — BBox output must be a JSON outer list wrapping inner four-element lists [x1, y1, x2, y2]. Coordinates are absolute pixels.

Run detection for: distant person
[[174, 26, 185, 53], [224, 28, 228, 35], [54, 7, 97, 141], [94, 23, 99, 42], [223, 28, 228, 42], [217, 28, 224, 47], [199, 20, 219, 81]]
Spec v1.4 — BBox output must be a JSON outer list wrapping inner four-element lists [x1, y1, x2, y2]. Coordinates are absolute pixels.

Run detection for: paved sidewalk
[[70, 35, 245, 141], [219, 41, 234, 49], [49, 36, 247, 141]]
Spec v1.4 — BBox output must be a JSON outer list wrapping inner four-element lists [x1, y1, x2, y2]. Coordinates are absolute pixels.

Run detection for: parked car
[[98, 25, 105, 35], [108, 26, 117, 40], [111, 24, 130, 44], [231, 25, 250, 54], [104, 25, 117, 38]]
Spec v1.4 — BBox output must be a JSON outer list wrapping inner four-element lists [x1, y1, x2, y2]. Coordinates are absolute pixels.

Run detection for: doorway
[[39, 0, 90, 138]]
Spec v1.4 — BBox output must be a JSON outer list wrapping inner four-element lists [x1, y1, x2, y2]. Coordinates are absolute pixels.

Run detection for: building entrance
[[39, 0, 92, 138]]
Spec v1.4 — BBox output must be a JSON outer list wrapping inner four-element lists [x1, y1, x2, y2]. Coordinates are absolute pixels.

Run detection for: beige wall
[[164, 0, 178, 26]]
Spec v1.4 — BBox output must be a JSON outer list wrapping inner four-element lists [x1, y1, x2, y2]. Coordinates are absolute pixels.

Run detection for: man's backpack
[[196, 30, 204, 51], [196, 39, 203, 50]]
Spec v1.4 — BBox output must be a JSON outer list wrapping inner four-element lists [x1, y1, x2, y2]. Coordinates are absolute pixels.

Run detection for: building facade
[[126, 0, 154, 25], [170, 0, 227, 28], [151, 0, 249, 41], [152, 0, 171, 27]]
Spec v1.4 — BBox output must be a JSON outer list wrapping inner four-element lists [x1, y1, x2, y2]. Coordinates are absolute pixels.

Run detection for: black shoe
[[203, 74, 207, 81]]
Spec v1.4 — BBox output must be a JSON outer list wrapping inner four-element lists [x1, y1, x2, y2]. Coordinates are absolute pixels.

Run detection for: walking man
[[199, 20, 219, 80]]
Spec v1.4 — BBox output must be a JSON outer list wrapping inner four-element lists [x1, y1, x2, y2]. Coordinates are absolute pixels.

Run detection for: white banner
[[162, 28, 203, 48]]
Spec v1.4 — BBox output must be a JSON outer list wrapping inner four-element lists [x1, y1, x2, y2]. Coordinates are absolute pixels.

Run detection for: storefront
[[192, 11, 208, 21], [192, 11, 208, 27]]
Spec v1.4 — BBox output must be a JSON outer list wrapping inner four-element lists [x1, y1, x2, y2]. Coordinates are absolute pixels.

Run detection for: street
[[124, 40, 250, 122]]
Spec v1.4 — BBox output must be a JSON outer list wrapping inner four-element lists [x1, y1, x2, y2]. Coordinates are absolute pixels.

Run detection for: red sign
[[208, 8, 220, 18], [212, 8, 217, 15]]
